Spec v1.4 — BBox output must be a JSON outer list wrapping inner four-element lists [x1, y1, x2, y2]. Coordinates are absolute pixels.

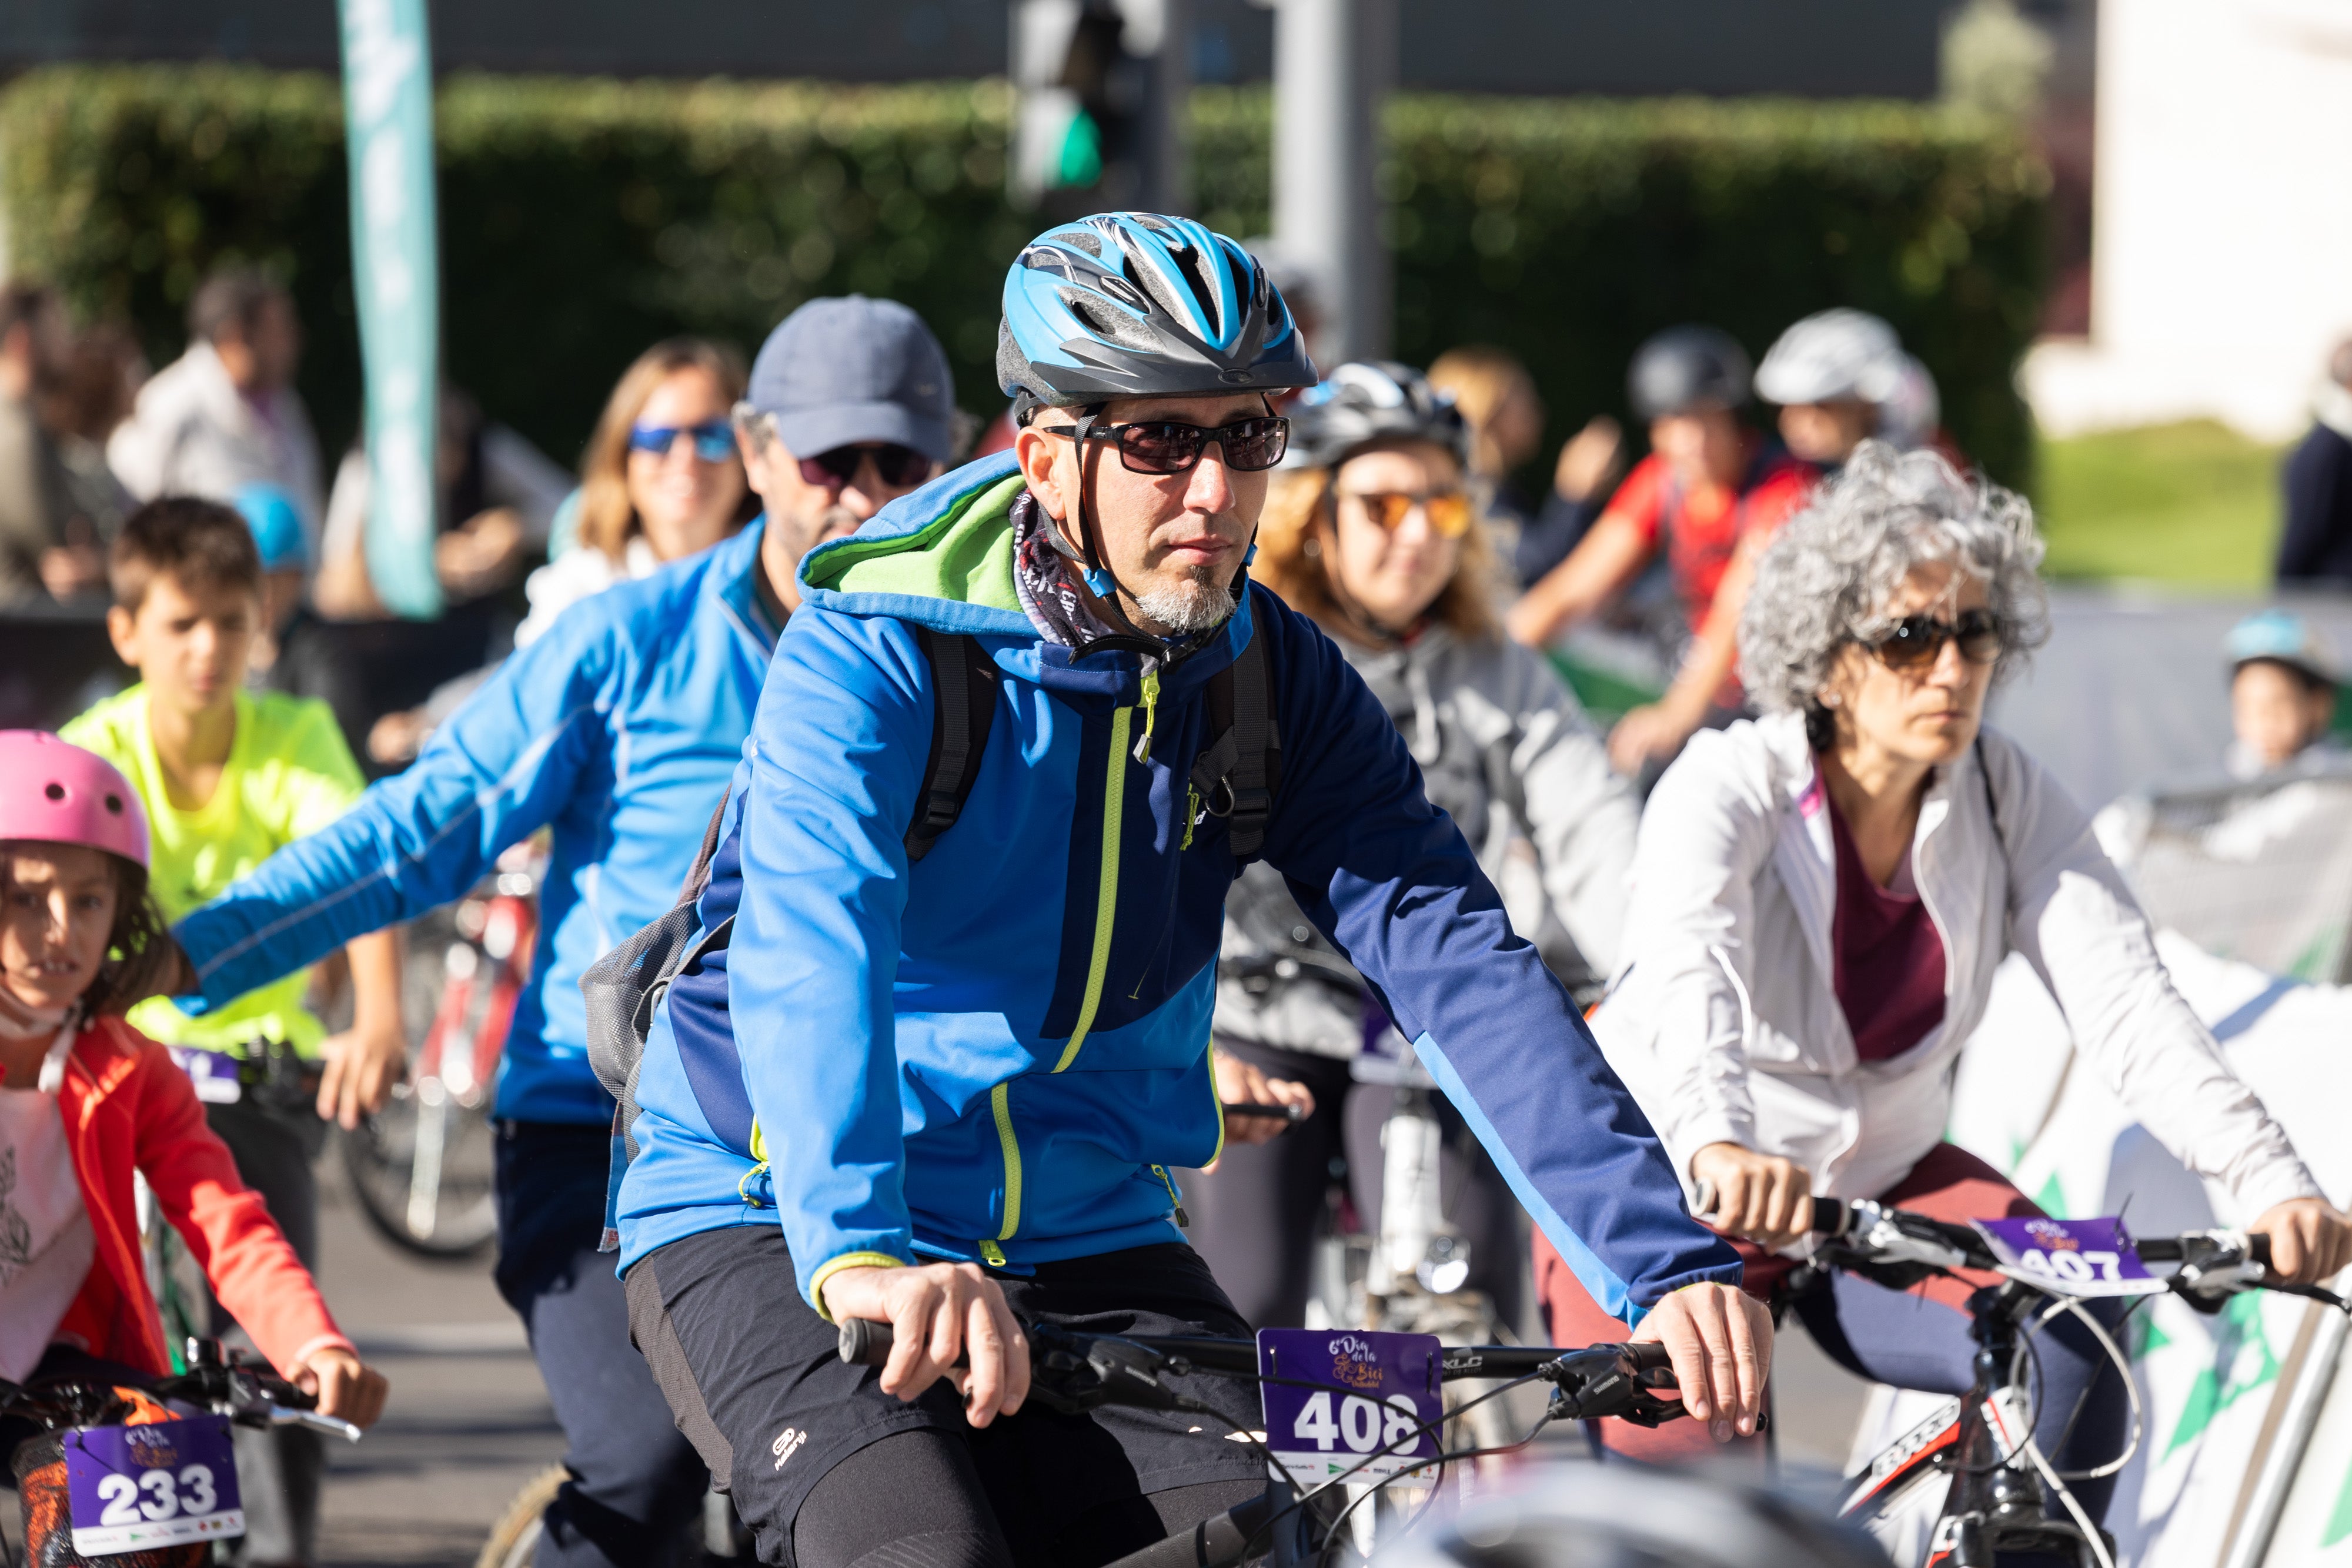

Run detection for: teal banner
[[339, 0, 442, 619]]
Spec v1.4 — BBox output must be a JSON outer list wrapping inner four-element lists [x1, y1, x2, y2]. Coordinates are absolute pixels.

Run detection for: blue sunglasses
[[629, 419, 737, 463]]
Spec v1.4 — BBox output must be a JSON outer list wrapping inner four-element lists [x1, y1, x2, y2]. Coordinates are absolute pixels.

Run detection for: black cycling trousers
[[792, 1431, 1258, 1568], [1181, 1038, 1526, 1331], [623, 1224, 1267, 1568]]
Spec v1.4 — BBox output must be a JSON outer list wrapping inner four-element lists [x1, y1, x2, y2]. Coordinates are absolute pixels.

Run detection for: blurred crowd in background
[[7, 256, 2351, 795]]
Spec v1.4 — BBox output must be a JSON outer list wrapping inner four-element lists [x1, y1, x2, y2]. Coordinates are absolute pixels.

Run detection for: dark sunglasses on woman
[[798, 442, 935, 490], [1866, 607, 2003, 671], [1040, 415, 1289, 476], [629, 419, 737, 463]]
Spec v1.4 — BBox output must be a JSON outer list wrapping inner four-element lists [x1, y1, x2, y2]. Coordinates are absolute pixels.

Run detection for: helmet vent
[[1048, 228, 1103, 258], [1166, 239, 1224, 336], [1060, 290, 1160, 355], [105, 794, 123, 814], [44, 783, 65, 802]]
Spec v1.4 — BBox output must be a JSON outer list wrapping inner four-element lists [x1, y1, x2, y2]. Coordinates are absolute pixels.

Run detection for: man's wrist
[[808, 1250, 914, 1323]]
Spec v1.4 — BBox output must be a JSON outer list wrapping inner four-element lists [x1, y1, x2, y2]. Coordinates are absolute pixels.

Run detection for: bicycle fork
[[1929, 1283, 2106, 1568]]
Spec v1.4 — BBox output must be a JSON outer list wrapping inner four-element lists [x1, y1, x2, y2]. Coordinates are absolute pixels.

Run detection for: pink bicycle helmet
[[0, 730, 150, 870]]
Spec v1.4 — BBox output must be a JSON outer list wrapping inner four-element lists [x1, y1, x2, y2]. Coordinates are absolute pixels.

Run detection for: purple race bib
[[168, 1047, 243, 1105], [1970, 1215, 2167, 1298], [1256, 1328, 1444, 1485], [64, 1415, 245, 1556]]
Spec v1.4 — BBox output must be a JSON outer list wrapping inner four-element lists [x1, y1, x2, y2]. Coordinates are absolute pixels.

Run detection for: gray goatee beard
[[1130, 570, 1235, 634]]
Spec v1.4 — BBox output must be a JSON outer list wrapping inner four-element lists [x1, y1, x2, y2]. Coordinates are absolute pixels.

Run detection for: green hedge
[[1, 66, 2047, 490]]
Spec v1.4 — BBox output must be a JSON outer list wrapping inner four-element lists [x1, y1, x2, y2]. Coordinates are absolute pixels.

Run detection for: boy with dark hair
[[61, 495, 402, 1568]]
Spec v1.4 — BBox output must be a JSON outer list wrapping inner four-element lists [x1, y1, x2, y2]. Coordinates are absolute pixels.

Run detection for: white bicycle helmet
[[1755, 309, 1906, 407]]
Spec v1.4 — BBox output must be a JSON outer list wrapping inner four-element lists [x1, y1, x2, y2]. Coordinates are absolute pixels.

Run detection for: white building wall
[[2022, 0, 2352, 439]]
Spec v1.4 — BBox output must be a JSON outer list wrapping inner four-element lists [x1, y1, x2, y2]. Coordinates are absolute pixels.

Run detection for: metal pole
[[2218, 1287, 2349, 1568], [1115, 0, 1192, 213], [1274, 0, 1394, 365]]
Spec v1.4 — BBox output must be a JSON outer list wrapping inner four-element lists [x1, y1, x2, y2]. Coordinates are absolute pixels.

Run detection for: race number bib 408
[[64, 1415, 245, 1557], [1256, 1328, 1444, 1485]]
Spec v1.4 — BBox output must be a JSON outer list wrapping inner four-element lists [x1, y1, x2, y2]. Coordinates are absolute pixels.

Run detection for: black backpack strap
[[675, 791, 732, 904], [1190, 623, 1281, 863], [906, 629, 1000, 862]]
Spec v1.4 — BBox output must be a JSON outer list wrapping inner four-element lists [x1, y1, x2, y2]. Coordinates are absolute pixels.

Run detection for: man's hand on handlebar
[[1633, 1282, 1771, 1443], [2250, 1197, 2352, 1285], [819, 1262, 1030, 1426], [1689, 1142, 1813, 1251], [1211, 1052, 1315, 1151], [293, 1347, 389, 1429]]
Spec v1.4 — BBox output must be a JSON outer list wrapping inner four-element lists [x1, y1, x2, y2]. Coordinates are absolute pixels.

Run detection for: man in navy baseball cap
[[169, 293, 957, 1568], [735, 295, 956, 623]]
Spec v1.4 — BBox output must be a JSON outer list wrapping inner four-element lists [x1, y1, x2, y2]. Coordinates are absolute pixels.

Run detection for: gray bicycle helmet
[[1380, 1464, 1894, 1568], [1629, 326, 1753, 420], [1285, 360, 1471, 471], [997, 212, 1317, 423], [1755, 309, 1906, 406]]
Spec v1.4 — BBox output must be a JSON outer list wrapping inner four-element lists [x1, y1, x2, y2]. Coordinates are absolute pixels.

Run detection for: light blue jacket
[[614, 456, 1737, 1323], [173, 523, 776, 1124]]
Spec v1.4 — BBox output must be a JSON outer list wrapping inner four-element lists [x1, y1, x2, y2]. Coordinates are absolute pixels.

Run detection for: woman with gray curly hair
[[1538, 444, 2348, 1499]]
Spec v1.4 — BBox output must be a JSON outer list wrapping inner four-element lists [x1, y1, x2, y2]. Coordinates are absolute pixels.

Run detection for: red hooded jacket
[[48, 1016, 353, 1379]]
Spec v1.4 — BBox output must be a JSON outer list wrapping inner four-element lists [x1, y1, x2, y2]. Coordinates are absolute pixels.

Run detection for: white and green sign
[[338, 0, 441, 619]]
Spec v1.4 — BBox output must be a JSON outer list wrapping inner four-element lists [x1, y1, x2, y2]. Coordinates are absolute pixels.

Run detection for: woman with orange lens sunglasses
[[1182, 360, 1642, 1334]]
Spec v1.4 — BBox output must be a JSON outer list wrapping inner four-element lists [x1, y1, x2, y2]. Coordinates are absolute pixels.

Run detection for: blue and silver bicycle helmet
[[997, 212, 1317, 422]]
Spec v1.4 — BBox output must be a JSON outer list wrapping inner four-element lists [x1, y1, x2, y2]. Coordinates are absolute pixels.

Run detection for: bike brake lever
[[263, 1405, 363, 1443]]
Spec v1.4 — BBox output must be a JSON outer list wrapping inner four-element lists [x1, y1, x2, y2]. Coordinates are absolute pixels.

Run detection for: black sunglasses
[[797, 442, 934, 491], [1043, 415, 1289, 476], [1865, 608, 2004, 671]]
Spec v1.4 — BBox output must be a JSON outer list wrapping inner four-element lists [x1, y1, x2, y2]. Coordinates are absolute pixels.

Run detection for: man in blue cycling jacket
[[170, 297, 957, 1567], [611, 214, 1770, 1568]]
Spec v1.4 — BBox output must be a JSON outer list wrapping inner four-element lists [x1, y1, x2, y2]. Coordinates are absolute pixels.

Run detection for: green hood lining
[[806, 472, 1026, 613]]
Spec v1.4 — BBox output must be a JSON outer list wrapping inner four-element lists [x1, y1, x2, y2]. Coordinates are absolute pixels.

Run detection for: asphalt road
[[309, 1150, 562, 1568]]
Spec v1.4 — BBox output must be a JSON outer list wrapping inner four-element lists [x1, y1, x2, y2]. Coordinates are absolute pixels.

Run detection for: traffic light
[[1009, 0, 1188, 216]]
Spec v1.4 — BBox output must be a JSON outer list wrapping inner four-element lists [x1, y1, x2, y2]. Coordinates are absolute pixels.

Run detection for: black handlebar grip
[[1623, 1342, 1674, 1373], [2250, 1233, 2272, 1269], [1809, 1196, 1859, 1238], [838, 1319, 893, 1366]]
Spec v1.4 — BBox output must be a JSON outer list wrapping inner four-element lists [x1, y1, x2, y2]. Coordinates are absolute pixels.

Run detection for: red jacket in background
[[1598, 437, 1818, 634], [49, 1016, 354, 1379]]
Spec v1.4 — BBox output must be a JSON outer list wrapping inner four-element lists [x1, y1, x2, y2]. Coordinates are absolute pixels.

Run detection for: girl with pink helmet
[[0, 730, 387, 1426]]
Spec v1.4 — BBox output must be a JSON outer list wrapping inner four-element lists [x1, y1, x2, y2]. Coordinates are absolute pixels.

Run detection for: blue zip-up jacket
[[172, 523, 776, 1124], [614, 456, 1738, 1323]]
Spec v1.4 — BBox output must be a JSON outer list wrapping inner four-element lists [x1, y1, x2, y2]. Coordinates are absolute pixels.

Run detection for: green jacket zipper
[[997, 698, 1137, 1248]]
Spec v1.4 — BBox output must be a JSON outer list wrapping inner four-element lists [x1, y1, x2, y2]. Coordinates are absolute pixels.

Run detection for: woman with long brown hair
[[515, 337, 756, 646], [1187, 360, 1641, 1332]]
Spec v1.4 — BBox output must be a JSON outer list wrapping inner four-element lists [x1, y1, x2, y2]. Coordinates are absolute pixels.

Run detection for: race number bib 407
[[1256, 1328, 1444, 1485], [1970, 1215, 2168, 1298], [65, 1415, 245, 1557]]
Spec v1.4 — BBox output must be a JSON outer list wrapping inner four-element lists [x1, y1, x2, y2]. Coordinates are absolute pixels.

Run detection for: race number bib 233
[[1255, 1328, 1444, 1486], [64, 1415, 245, 1557]]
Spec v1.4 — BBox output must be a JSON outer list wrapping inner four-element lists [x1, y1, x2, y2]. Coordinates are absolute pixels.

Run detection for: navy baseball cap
[[747, 296, 956, 464]]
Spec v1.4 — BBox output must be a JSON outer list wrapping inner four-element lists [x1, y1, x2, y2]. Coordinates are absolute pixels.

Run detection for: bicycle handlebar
[[0, 1339, 364, 1443], [836, 1318, 1671, 1383]]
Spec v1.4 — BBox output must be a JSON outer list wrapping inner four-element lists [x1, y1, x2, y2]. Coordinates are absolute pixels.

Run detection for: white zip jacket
[[1592, 711, 2320, 1216]]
